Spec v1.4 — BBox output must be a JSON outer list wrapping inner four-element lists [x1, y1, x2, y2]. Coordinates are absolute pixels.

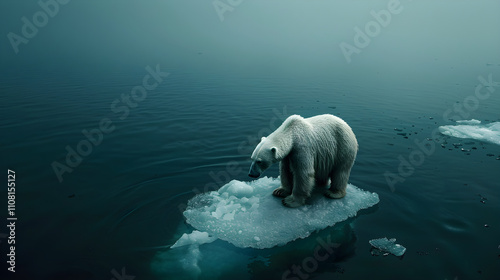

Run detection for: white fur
[[249, 114, 358, 207]]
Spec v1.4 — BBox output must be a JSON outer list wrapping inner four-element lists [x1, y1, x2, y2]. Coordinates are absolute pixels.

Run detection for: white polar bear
[[248, 114, 358, 208]]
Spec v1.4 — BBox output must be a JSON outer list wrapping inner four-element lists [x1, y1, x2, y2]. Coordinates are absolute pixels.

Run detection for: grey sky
[[1, 0, 499, 74]]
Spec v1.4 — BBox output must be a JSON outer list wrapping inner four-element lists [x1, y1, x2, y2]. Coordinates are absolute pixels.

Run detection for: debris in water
[[369, 237, 406, 257]]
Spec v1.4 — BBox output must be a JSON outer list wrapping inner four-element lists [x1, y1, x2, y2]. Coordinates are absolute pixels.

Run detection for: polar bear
[[248, 114, 358, 208]]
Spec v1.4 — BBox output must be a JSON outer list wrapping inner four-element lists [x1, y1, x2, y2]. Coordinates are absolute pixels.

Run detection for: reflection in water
[[151, 221, 364, 280]]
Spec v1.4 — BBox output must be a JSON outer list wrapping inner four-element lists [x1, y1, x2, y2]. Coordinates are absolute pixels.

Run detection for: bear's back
[[304, 114, 358, 154]]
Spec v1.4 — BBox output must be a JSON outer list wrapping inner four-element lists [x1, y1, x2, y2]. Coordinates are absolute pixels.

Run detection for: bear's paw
[[282, 195, 306, 208], [324, 189, 346, 199], [272, 187, 291, 198]]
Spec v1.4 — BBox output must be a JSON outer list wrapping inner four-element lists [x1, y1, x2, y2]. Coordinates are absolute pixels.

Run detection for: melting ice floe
[[181, 176, 379, 249], [153, 177, 379, 279], [369, 237, 406, 257], [438, 119, 500, 145]]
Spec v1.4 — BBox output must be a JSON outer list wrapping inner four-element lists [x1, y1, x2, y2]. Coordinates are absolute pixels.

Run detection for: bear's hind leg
[[273, 159, 292, 198], [325, 168, 350, 199]]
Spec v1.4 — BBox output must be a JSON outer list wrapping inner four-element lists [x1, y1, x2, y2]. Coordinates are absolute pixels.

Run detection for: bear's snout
[[248, 172, 260, 178], [248, 168, 260, 178], [248, 162, 261, 178]]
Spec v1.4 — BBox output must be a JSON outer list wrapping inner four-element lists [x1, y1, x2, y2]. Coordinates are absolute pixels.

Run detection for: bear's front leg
[[282, 161, 314, 208], [273, 187, 291, 198], [273, 158, 293, 198]]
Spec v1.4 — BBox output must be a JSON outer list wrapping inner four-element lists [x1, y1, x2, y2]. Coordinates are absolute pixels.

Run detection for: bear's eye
[[256, 160, 262, 165]]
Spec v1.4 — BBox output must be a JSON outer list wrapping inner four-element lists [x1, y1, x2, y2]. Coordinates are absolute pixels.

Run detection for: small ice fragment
[[456, 119, 481, 125], [369, 237, 406, 257], [171, 230, 217, 249], [254, 236, 260, 241], [218, 180, 254, 198], [223, 211, 235, 221]]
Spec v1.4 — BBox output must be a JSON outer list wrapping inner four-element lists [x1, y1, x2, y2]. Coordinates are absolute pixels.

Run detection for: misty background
[[2, 0, 499, 75]]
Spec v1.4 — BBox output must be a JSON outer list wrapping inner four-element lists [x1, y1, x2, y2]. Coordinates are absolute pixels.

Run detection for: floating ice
[[455, 119, 482, 125], [182, 177, 379, 249], [171, 230, 217, 249], [439, 120, 500, 145], [369, 237, 406, 257]]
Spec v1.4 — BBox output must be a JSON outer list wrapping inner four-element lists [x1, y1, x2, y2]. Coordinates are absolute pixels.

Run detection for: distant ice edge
[[181, 177, 379, 249], [439, 119, 500, 145]]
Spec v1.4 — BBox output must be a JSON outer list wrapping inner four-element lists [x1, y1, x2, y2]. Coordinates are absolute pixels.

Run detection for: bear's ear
[[261, 137, 266, 142]]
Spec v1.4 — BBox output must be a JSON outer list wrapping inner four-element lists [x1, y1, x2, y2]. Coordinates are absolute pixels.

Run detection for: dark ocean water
[[2, 63, 499, 280], [1, 1, 500, 280]]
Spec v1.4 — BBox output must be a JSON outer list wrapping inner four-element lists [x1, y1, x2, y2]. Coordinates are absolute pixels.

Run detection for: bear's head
[[248, 137, 278, 178]]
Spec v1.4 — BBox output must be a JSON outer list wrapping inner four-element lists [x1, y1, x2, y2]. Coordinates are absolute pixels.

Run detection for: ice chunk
[[456, 119, 481, 125], [369, 237, 406, 257], [171, 230, 217, 249], [439, 120, 500, 145], [183, 177, 379, 249], [218, 180, 254, 198]]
